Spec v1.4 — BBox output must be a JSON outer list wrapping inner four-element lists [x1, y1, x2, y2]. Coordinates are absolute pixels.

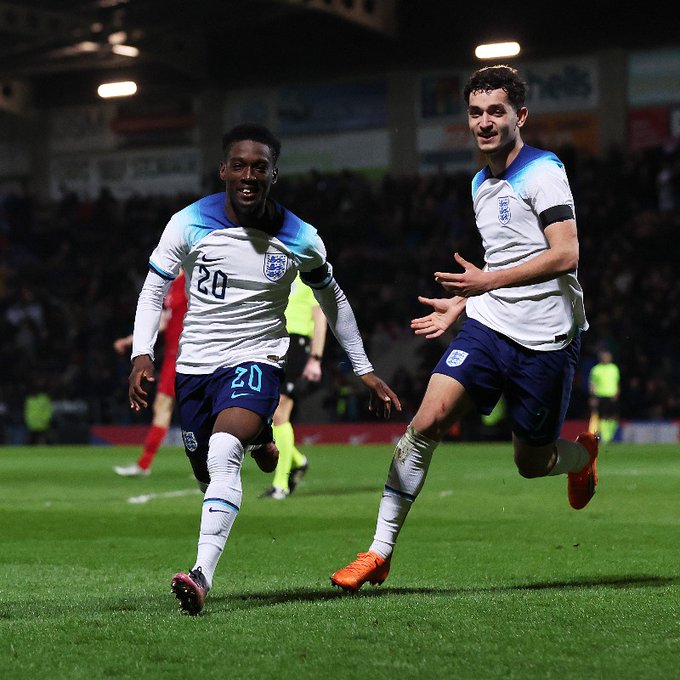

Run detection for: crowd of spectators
[[0, 142, 678, 442]]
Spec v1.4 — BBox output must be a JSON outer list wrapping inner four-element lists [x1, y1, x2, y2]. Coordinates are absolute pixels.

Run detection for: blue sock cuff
[[203, 497, 240, 512]]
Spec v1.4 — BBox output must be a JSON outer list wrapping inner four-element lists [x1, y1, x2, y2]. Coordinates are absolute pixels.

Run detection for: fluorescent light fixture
[[475, 41, 521, 59], [111, 44, 139, 57], [97, 80, 138, 98]]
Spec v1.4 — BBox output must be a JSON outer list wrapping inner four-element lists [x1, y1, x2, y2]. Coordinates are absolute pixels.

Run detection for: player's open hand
[[435, 252, 490, 297], [128, 355, 156, 411], [113, 335, 133, 356], [411, 296, 467, 339], [360, 372, 402, 419]]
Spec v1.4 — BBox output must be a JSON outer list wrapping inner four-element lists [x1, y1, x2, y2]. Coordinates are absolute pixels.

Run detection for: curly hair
[[463, 65, 528, 112], [222, 123, 282, 163]]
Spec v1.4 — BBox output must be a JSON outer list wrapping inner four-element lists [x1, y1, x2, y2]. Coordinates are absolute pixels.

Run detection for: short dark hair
[[463, 65, 527, 112], [221, 123, 282, 163]]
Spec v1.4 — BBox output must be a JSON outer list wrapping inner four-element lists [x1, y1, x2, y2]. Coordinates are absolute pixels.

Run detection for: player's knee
[[513, 445, 555, 478], [515, 462, 548, 479], [411, 408, 452, 441], [207, 432, 244, 478]]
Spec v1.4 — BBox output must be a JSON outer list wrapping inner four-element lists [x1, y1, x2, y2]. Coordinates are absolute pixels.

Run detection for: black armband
[[539, 205, 574, 229], [300, 263, 332, 288]]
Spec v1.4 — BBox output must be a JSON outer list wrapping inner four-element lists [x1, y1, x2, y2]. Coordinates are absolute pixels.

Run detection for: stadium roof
[[1, 0, 678, 107]]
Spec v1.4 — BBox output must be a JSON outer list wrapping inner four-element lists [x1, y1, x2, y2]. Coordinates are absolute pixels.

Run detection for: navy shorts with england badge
[[433, 318, 581, 445], [175, 361, 284, 464]]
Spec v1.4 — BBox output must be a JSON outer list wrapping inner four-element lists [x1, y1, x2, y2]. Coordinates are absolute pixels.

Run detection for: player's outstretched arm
[[411, 296, 467, 339], [434, 253, 491, 297], [359, 372, 402, 420], [436, 224, 578, 295], [128, 354, 156, 411], [128, 268, 170, 411]]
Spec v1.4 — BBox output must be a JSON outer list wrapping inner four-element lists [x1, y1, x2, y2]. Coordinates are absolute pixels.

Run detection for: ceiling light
[[97, 80, 138, 98], [111, 44, 139, 57], [475, 42, 521, 60], [75, 41, 100, 53], [108, 31, 128, 45]]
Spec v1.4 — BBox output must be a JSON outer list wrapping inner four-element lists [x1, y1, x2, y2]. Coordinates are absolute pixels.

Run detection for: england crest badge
[[446, 349, 469, 367], [263, 252, 288, 281], [182, 430, 198, 452], [498, 196, 511, 225]]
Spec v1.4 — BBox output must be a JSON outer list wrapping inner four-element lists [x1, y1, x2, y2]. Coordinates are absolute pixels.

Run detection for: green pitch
[[1, 442, 678, 679]]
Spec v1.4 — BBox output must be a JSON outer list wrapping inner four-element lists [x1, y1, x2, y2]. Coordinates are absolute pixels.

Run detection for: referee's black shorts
[[594, 396, 618, 419], [281, 334, 311, 398]]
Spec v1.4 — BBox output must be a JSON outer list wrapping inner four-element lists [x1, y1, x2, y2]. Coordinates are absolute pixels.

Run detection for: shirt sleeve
[[131, 270, 172, 361], [148, 214, 189, 280], [297, 230, 328, 274], [525, 160, 575, 220], [311, 268, 373, 376]]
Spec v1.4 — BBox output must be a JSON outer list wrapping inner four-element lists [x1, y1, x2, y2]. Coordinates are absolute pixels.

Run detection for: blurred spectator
[[0, 143, 678, 439]]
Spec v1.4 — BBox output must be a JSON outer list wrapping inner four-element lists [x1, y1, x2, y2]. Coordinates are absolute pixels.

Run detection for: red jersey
[[163, 272, 188, 361], [156, 272, 188, 396]]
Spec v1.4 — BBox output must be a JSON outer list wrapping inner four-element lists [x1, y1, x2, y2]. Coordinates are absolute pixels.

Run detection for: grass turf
[[1, 442, 678, 679]]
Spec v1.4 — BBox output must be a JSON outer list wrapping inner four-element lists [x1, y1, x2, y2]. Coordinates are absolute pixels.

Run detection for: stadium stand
[[0, 142, 678, 443]]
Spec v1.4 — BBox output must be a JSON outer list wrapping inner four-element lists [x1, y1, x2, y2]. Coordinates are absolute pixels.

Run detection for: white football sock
[[548, 438, 590, 476], [193, 432, 244, 588], [369, 425, 438, 559]]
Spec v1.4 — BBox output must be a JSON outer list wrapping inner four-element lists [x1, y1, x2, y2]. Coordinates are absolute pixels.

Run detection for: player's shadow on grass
[[502, 575, 677, 592], [205, 575, 679, 614], [294, 486, 382, 498]]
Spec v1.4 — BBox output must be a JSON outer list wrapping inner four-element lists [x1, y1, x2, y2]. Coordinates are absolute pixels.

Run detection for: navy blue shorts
[[175, 362, 284, 462], [433, 318, 581, 445]]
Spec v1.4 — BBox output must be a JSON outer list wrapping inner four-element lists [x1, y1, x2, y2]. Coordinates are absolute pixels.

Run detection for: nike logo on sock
[[208, 507, 231, 514]]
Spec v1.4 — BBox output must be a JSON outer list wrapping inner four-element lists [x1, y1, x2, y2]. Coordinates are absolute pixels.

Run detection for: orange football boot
[[568, 432, 599, 509], [331, 551, 391, 592]]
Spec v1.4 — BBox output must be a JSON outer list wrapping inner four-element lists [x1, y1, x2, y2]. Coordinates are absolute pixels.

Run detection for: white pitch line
[[127, 488, 201, 504]]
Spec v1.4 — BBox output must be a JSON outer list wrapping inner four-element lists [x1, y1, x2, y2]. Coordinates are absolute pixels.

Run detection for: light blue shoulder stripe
[[276, 208, 320, 258], [472, 146, 565, 197], [504, 146, 564, 193], [472, 167, 490, 197], [177, 193, 228, 249]]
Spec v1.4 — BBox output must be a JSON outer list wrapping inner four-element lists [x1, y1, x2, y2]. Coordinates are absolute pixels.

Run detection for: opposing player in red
[[114, 271, 188, 477], [115, 272, 280, 479]]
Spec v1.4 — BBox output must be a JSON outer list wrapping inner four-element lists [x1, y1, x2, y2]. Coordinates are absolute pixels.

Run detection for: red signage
[[628, 107, 671, 151]]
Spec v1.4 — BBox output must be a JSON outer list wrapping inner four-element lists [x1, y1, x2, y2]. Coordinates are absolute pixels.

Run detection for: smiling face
[[467, 88, 528, 167], [220, 139, 278, 225]]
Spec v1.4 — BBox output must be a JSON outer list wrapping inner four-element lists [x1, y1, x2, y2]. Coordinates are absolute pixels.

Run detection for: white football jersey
[[465, 145, 588, 351], [146, 193, 328, 374]]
